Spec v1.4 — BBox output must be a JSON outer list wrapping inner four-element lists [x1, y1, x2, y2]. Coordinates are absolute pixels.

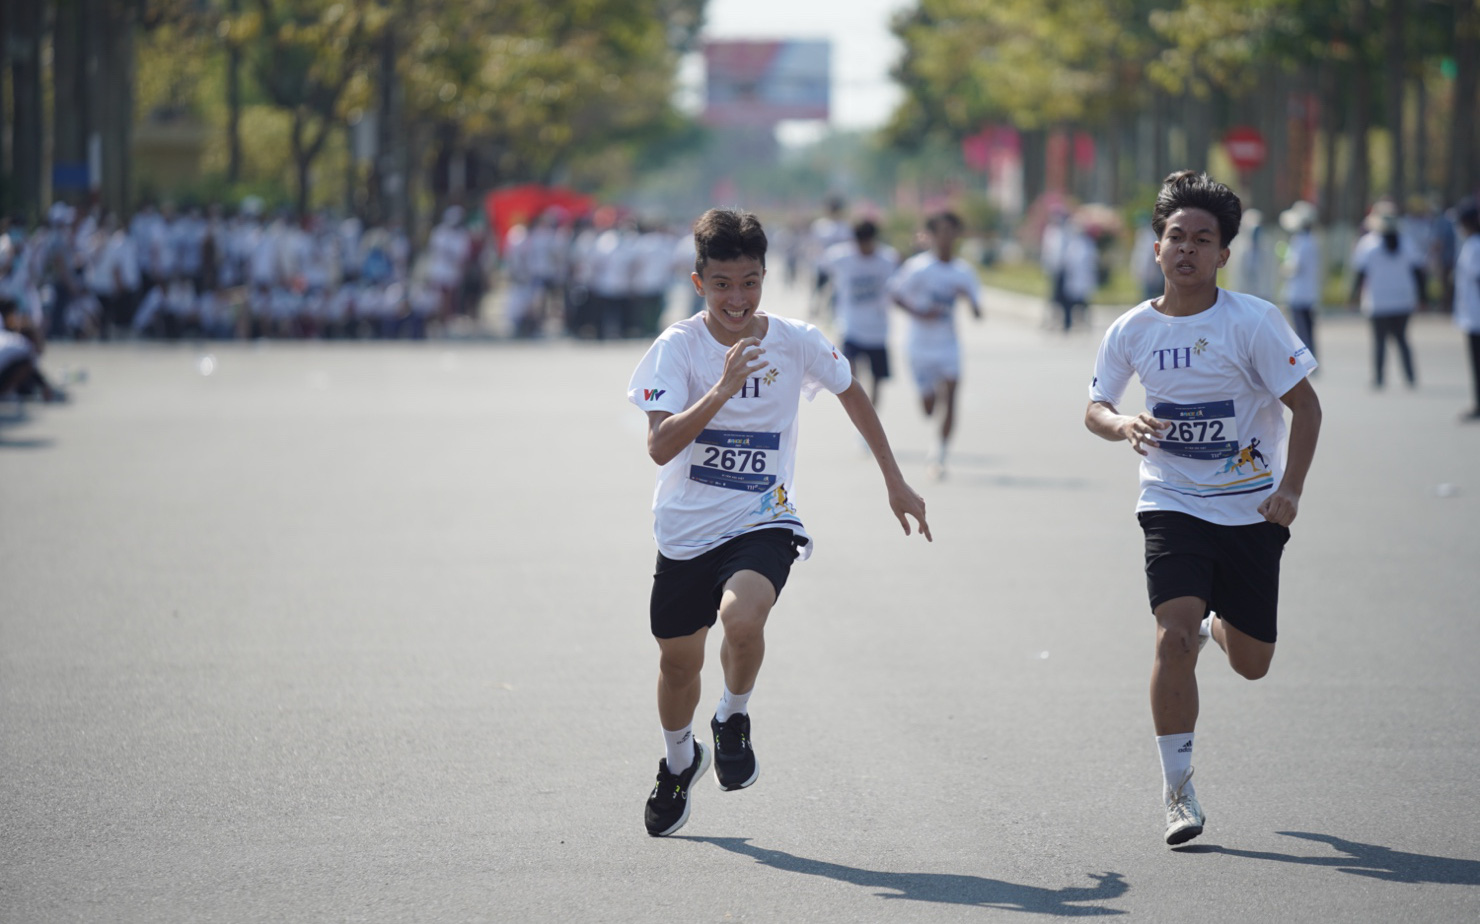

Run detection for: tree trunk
[[292, 112, 310, 216], [7, 0, 44, 222], [370, 14, 400, 225], [1384, 0, 1406, 205], [1021, 128, 1046, 211], [1413, 71, 1427, 195], [227, 0, 242, 184], [1320, 59, 1340, 225], [52, 0, 91, 199], [1449, 0, 1480, 203], [1348, 0, 1374, 225], [97, 0, 134, 215]]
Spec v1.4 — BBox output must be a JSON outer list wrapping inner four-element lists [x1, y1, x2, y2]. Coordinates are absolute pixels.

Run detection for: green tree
[[224, 1, 384, 214]]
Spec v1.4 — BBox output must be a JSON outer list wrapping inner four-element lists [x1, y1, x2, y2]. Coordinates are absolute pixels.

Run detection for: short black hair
[[693, 208, 767, 275], [1152, 170, 1242, 247], [925, 211, 963, 233], [853, 219, 878, 243], [1457, 198, 1480, 235]]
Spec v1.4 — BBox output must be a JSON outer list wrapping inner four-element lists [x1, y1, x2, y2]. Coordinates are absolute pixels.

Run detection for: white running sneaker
[[1164, 767, 1206, 845], [926, 445, 948, 481], [1197, 613, 1214, 652]]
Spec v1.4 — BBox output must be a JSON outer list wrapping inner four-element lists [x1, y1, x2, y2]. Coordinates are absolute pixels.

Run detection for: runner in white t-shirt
[[1085, 171, 1322, 847], [807, 197, 851, 320], [1453, 200, 1480, 421], [822, 219, 898, 406], [1350, 209, 1427, 389], [0, 296, 55, 401], [888, 211, 982, 477], [628, 208, 930, 837], [1278, 200, 1321, 360]]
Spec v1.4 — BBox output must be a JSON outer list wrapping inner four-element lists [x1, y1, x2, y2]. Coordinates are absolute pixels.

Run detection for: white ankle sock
[[1199, 613, 1213, 640], [714, 683, 752, 723], [1157, 733, 1195, 799], [663, 725, 694, 774]]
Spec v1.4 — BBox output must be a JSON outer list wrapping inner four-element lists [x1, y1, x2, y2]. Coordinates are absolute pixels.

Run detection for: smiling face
[[693, 255, 766, 344], [1154, 207, 1229, 290]]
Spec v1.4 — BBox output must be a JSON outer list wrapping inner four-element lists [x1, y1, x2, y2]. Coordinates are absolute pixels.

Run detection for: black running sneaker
[[644, 740, 711, 837], [710, 713, 759, 791]]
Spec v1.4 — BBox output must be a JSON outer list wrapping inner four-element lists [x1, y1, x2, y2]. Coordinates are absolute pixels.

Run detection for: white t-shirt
[[1280, 230, 1322, 307], [427, 223, 470, 288], [631, 230, 677, 297], [888, 252, 981, 352], [589, 230, 635, 298], [1089, 289, 1318, 526], [627, 312, 854, 560], [1455, 234, 1480, 335], [1353, 233, 1423, 315], [822, 241, 898, 348], [1061, 229, 1100, 301], [0, 329, 36, 368], [809, 217, 851, 267]]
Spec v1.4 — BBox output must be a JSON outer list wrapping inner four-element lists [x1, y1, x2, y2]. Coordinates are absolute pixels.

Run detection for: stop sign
[[1223, 126, 1267, 172]]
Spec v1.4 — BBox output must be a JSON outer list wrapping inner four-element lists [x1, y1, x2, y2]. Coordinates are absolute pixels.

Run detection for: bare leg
[[1209, 614, 1276, 680], [717, 570, 777, 697], [656, 627, 708, 731], [938, 378, 959, 445], [1151, 596, 1205, 735]]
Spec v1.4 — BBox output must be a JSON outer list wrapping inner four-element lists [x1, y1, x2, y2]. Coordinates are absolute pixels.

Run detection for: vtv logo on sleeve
[[643, 388, 666, 402]]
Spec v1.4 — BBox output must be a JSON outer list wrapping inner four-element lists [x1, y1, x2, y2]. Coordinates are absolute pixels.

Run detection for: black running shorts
[[650, 528, 805, 639], [1138, 510, 1290, 644], [842, 340, 891, 380]]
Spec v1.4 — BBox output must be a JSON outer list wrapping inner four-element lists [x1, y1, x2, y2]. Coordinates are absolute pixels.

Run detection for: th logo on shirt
[[735, 368, 779, 398], [1152, 338, 1210, 371]]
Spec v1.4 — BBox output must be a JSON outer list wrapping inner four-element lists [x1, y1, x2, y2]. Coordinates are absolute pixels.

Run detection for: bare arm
[[964, 282, 983, 320], [891, 293, 928, 319], [836, 379, 932, 541], [1084, 399, 1169, 456], [646, 337, 769, 465], [1257, 377, 1321, 526]]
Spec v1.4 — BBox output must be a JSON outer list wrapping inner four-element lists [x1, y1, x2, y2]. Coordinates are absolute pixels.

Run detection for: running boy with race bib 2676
[[629, 208, 932, 838]]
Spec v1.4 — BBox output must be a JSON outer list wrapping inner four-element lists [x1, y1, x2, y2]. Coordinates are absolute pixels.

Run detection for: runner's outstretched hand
[[889, 480, 932, 541]]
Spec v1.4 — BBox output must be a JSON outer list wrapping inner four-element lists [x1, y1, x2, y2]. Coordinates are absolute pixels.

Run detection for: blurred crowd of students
[[500, 207, 693, 341], [0, 199, 492, 343]]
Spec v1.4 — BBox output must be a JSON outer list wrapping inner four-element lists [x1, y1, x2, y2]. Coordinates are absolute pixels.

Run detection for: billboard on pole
[[703, 40, 830, 126]]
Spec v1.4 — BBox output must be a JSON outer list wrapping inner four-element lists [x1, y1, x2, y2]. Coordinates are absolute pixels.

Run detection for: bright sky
[[679, 0, 915, 133]]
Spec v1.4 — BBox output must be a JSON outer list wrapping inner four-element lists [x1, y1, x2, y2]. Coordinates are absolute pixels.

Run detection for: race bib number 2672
[[1151, 400, 1240, 460]]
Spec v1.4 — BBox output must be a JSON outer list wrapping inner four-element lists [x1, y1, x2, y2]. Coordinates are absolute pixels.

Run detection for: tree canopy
[[131, 0, 705, 215]]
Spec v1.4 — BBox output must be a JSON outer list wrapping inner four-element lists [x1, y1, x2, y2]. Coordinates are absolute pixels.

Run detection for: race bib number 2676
[[689, 429, 779, 492]]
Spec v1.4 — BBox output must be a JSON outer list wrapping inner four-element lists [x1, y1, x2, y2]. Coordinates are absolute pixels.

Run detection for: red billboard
[[704, 40, 831, 127]]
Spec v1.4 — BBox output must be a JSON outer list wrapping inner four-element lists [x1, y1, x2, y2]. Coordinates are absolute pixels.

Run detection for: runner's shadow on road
[[1182, 831, 1480, 885], [679, 836, 1128, 915], [0, 413, 53, 449], [0, 438, 54, 449]]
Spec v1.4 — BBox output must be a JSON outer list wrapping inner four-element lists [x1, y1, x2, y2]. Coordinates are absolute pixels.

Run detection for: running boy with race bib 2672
[[1084, 171, 1322, 847], [629, 208, 932, 838]]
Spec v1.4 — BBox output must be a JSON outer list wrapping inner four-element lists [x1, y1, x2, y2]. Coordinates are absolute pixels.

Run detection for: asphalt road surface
[[4, 280, 1478, 922]]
